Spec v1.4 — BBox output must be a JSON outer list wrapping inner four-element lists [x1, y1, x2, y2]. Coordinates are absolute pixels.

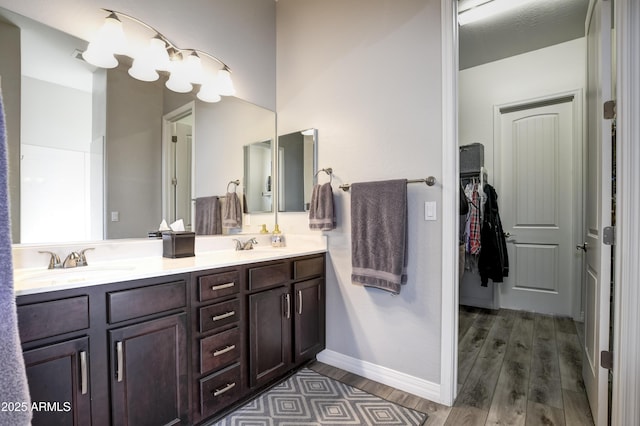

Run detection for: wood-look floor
[[309, 306, 594, 426]]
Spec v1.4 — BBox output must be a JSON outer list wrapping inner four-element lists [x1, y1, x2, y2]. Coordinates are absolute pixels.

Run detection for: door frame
[[611, 0, 640, 424], [161, 101, 196, 228], [493, 91, 584, 320], [440, 1, 640, 422]]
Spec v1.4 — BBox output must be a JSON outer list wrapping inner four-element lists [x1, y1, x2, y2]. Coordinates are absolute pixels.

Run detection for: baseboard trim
[[316, 349, 442, 404]]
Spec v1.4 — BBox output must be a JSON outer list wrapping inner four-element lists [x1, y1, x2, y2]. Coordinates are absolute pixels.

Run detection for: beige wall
[[277, 0, 444, 384]]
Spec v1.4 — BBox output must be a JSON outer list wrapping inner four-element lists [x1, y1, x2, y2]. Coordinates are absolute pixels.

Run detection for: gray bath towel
[[309, 183, 336, 231], [222, 192, 242, 229], [195, 196, 222, 235], [351, 179, 408, 295], [0, 87, 32, 425]]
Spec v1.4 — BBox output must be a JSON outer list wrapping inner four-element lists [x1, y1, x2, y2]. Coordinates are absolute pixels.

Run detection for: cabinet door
[[248, 286, 291, 388], [109, 313, 188, 426], [293, 278, 325, 364], [23, 336, 91, 426]]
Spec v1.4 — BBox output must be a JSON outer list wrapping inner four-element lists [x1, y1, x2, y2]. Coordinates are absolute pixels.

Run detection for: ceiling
[[459, 0, 591, 70]]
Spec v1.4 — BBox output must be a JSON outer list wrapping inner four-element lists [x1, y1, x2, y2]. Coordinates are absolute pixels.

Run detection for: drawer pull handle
[[213, 382, 236, 397], [80, 351, 88, 395], [116, 341, 123, 382], [212, 311, 235, 322], [213, 344, 236, 357], [298, 290, 303, 315], [211, 282, 235, 291]]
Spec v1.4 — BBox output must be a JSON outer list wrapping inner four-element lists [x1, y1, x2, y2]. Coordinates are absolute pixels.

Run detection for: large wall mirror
[[277, 128, 317, 212], [0, 7, 276, 244]]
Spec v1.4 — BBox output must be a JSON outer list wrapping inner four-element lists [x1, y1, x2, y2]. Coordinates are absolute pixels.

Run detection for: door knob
[[576, 242, 588, 252]]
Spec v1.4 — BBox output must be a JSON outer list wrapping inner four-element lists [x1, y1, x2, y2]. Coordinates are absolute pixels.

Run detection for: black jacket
[[478, 184, 509, 286]]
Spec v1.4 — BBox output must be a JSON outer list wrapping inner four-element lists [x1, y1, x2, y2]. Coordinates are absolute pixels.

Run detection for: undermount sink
[[14, 264, 136, 285]]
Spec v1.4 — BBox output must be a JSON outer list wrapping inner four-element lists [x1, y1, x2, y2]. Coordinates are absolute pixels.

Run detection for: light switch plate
[[424, 201, 437, 221], [111, 211, 119, 222]]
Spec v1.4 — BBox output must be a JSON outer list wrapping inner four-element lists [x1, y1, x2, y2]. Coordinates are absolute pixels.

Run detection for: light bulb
[[184, 52, 204, 84], [217, 68, 236, 96], [197, 79, 221, 103], [165, 60, 193, 93]]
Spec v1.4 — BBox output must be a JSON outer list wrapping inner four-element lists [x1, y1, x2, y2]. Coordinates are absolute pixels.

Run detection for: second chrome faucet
[[39, 248, 95, 269]]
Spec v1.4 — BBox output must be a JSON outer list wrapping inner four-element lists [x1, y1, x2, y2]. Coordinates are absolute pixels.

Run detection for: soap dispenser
[[271, 224, 285, 247]]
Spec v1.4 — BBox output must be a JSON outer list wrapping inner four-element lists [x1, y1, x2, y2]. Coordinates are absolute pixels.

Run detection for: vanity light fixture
[[83, 9, 235, 101], [458, 0, 538, 26]]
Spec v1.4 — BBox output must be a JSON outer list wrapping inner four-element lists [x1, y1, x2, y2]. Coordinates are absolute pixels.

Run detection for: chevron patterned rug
[[211, 368, 427, 425]]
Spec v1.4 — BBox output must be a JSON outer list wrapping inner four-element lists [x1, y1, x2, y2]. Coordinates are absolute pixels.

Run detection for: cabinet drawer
[[18, 296, 89, 343], [293, 256, 325, 281], [199, 299, 240, 333], [200, 363, 242, 418], [198, 270, 240, 302], [247, 261, 290, 291], [107, 280, 186, 323], [200, 327, 240, 374]]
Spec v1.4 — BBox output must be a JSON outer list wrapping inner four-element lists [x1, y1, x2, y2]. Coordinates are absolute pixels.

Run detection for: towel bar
[[339, 176, 436, 192]]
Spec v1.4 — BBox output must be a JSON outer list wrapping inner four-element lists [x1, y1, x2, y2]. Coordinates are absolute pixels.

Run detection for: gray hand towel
[[351, 179, 408, 295], [309, 183, 336, 231], [195, 196, 222, 235], [0, 87, 32, 425], [222, 192, 242, 229]]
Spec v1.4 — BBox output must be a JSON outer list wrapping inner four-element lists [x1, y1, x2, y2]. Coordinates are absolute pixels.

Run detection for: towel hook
[[314, 167, 333, 184], [226, 179, 240, 193]]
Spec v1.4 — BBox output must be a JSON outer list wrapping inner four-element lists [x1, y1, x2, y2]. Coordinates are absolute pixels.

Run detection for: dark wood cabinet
[[109, 313, 188, 426], [293, 278, 325, 363], [247, 255, 326, 389], [18, 252, 325, 426], [190, 267, 247, 425], [23, 336, 91, 426], [248, 285, 292, 387]]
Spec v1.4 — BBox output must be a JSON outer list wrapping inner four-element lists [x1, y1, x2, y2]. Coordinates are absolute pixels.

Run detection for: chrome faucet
[[233, 238, 258, 251], [40, 248, 95, 269]]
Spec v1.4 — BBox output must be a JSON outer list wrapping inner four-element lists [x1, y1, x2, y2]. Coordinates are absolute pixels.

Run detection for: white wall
[[277, 0, 444, 391], [0, 0, 276, 110], [20, 76, 96, 243], [459, 38, 586, 176]]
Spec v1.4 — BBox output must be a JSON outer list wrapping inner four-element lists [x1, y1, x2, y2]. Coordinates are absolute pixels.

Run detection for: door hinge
[[171, 136, 178, 143], [604, 100, 616, 119], [603, 226, 616, 245], [601, 350, 613, 370]]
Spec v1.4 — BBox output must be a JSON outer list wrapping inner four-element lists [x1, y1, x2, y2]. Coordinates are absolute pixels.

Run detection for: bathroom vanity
[[14, 236, 326, 426]]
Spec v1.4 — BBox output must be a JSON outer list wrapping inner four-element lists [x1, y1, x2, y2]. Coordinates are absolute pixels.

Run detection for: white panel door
[[583, 0, 613, 424], [498, 100, 576, 315]]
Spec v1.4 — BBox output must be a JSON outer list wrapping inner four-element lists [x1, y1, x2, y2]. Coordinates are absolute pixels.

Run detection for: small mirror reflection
[[278, 129, 317, 212], [243, 140, 273, 213]]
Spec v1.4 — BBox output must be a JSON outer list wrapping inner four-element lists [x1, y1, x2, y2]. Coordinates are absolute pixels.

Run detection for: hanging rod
[[338, 176, 436, 192]]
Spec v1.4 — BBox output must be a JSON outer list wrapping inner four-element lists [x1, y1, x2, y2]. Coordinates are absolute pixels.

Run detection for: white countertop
[[13, 234, 327, 296]]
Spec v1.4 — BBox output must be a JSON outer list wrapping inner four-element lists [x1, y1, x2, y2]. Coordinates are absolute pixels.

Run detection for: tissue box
[[162, 231, 195, 258]]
